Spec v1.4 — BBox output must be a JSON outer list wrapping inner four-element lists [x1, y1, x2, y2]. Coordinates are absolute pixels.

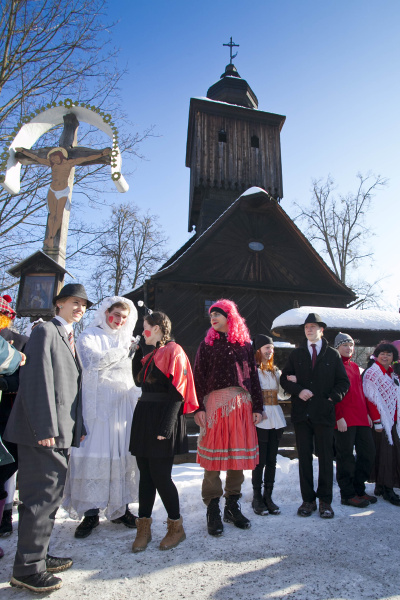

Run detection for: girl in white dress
[[252, 334, 287, 516], [63, 296, 140, 538]]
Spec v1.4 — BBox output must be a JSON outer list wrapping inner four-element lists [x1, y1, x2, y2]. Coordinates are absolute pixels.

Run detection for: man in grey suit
[[5, 283, 92, 593]]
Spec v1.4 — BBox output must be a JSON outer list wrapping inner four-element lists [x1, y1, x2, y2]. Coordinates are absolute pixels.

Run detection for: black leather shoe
[[207, 498, 223, 536], [46, 555, 73, 573], [297, 500, 317, 517], [374, 484, 384, 496], [224, 495, 251, 529], [358, 493, 377, 504], [111, 509, 137, 528], [74, 515, 99, 538], [341, 496, 370, 508], [319, 501, 334, 518], [383, 487, 400, 506], [10, 572, 62, 592]]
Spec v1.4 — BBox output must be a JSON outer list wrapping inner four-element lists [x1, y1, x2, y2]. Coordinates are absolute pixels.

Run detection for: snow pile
[[1, 458, 400, 599], [272, 305, 400, 332]]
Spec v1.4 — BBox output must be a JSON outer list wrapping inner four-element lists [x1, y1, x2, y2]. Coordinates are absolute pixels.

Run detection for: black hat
[[303, 312, 327, 329], [253, 334, 274, 351], [53, 283, 93, 308]]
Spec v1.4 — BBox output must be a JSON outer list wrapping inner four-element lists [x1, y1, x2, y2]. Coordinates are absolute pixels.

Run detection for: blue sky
[[96, 0, 400, 306]]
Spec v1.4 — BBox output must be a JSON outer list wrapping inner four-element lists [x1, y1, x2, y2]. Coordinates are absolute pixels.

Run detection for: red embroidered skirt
[[197, 386, 259, 471]]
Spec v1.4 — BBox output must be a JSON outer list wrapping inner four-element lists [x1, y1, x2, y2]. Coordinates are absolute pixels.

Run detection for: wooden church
[[126, 61, 356, 362]]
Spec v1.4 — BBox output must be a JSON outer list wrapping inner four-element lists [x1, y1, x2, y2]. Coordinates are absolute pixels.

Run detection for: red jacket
[[335, 357, 370, 427]]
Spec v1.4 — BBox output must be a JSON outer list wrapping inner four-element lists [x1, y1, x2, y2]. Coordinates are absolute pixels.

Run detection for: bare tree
[[87, 203, 169, 303], [293, 173, 387, 308], [0, 0, 153, 291]]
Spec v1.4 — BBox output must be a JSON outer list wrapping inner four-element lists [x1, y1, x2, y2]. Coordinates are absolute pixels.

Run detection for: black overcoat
[[280, 338, 349, 426]]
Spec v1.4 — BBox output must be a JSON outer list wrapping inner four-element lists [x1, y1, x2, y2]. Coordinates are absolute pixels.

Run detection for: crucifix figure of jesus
[[16, 145, 110, 249], [14, 112, 112, 265]]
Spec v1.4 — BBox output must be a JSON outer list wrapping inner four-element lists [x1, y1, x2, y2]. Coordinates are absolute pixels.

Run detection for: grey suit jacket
[[4, 318, 85, 449]]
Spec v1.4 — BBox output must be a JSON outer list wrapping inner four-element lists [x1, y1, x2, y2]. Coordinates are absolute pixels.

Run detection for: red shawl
[[142, 342, 199, 414]]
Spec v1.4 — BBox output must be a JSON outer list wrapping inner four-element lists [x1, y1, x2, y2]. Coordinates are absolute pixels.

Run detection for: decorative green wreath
[[0, 99, 121, 183]]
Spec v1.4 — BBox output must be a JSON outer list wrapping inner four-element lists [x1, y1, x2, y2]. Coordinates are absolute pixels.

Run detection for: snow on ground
[[1, 457, 400, 600]]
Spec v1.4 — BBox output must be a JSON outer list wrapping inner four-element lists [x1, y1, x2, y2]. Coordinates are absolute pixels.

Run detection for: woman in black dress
[[129, 311, 198, 552]]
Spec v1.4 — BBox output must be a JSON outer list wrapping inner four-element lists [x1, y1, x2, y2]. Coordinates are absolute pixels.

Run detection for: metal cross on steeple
[[223, 37, 239, 64]]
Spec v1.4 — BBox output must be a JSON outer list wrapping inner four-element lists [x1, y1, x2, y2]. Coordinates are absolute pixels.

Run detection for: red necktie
[[311, 343, 317, 369], [68, 331, 76, 357]]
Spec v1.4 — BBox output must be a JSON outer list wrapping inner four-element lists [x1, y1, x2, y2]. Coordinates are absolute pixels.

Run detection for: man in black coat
[[280, 313, 349, 519], [4, 283, 92, 593]]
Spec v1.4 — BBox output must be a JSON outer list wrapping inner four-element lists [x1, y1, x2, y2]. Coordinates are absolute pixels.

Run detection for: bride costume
[[63, 296, 140, 520]]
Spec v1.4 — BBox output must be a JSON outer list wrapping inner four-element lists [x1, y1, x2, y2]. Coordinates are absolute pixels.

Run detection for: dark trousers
[[294, 420, 334, 504], [136, 456, 179, 520], [252, 428, 280, 489], [334, 425, 375, 499], [13, 445, 68, 577]]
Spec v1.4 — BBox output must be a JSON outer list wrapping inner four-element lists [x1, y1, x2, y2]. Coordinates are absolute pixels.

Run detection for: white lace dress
[[63, 297, 140, 520]]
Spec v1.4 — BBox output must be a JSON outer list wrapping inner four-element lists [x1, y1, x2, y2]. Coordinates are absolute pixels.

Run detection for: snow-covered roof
[[272, 306, 400, 332]]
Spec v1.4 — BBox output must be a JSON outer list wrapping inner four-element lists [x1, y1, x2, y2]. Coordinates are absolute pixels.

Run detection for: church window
[[218, 129, 227, 143], [251, 135, 259, 148]]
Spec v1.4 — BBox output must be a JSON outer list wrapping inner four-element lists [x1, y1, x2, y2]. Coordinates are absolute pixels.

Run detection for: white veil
[[76, 296, 139, 421]]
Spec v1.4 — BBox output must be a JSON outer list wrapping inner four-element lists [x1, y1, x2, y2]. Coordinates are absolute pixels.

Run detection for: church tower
[[186, 60, 286, 234]]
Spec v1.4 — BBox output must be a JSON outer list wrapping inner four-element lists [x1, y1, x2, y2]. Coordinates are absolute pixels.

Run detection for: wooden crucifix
[[14, 113, 111, 265]]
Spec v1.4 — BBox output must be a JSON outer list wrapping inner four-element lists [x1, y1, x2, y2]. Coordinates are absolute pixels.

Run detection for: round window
[[248, 241, 264, 252]]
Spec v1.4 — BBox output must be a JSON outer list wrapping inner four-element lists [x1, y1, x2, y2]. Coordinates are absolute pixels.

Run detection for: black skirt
[[129, 392, 186, 458], [370, 424, 400, 488]]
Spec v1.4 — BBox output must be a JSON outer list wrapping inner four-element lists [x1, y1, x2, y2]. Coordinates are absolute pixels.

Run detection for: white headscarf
[[89, 296, 137, 346], [76, 296, 139, 421]]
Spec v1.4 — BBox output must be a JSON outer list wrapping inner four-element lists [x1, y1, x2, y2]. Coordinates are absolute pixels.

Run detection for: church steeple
[[186, 46, 286, 234], [207, 63, 258, 109]]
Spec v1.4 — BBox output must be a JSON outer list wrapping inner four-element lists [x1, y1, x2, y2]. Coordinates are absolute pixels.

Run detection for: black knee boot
[[224, 495, 251, 529], [263, 484, 280, 515], [252, 489, 268, 516], [206, 498, 223, 536]]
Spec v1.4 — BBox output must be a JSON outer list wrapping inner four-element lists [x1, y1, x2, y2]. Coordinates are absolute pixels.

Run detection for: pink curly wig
[[205, 299, 251, 346]]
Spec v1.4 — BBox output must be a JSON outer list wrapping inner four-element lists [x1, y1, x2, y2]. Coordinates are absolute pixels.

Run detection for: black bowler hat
[[302, 312, 327, 329], [53, 283, 93, 308], [253, 334, 274, 351]]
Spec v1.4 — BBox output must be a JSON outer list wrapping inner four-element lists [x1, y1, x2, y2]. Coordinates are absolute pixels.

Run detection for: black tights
[[252, 428, 280, 489], [136, 456, 180, 520]]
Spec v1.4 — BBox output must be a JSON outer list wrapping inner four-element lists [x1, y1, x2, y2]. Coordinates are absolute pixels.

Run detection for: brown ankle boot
[[159, 516, 186, 551], [132, 517, 152, 553]]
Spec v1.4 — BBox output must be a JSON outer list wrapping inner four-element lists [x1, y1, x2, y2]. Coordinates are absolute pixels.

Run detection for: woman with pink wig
[[194, 299, 263, 536]]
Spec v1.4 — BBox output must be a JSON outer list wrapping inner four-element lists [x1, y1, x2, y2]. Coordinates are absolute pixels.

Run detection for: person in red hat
[[0, 294, 29, 539], [0, 295, 26, 560], [281, 313, 349, 519]]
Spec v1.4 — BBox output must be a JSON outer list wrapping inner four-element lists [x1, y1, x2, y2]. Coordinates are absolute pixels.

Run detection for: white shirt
[[54, 316, 74, 335], [307, 338, 322, 359], [256, 368, 287, 430]]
